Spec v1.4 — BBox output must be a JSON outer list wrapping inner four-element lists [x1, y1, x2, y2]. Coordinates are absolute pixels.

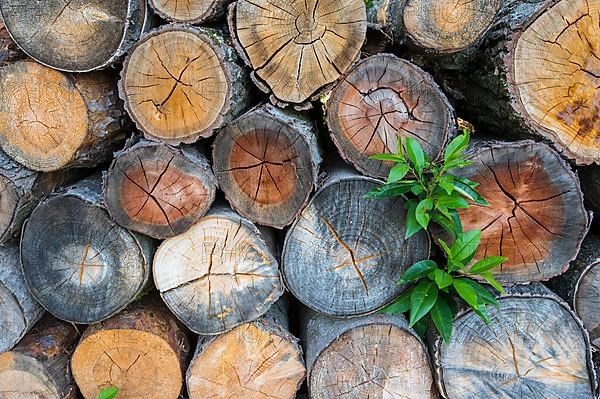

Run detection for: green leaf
[[409, 281, 438, 327], [387, 163, 410, 183], [469, 256, 508, 274], [412, 317, 429, 338], [452, 278, 479, 309], [433, 269, 453, 289], [444, 133, 469, 161], [411, 184, 424, 196], [369, 153, 405, 162], [449, 209, 463, 235], [99, 387, 119, 399], [438, 174, 455, 195], [457, 177, 479, 189], [431, 297, 454, 343], [454, 180, 488, 206], [436, 194, 470, 210], [480, 271, 506, 295], [452, 230, 481, 263], [431, 214, 459, 240], [437, 238, 453, 257], [400, 260, 438, 283], [380, 288, 412, 314], [461, 279, 498, 306], [364, 181, 414, 199], [405, 201, 423, 239], [415, 198, 433, 229], [444, 158, 473, 171], [405, 137, 425, 175], [472, 305, 491, 324]]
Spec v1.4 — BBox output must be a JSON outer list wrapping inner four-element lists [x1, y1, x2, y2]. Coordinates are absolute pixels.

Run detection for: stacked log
[[0, 16, 23, 66], [149, 0, 232, 24]]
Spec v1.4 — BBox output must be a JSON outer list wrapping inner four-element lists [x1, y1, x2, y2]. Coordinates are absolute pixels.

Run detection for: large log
[[0, 0, 150, 72], [0, 60, 127, 172], [0, 242, 44, 353], [71, 298, 190, 399], [228, 0, 367, 108], [119, 24, 250, 144], [282, 167, 430, 317], [0, 317, 78, 399], [20, 175, 154, 324], [326, 53, 455, 179], [148, 0, 232, 23], [454, 140, 589, 284], [212, 103, 321, 228], [104, 138, 217, 239], [300, 310, 437, 398], [431, 284, 596, 398], [153, 205, 283, 335], [186, 299, 305, 399]]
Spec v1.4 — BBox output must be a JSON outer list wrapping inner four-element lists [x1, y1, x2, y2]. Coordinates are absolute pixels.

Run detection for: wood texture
[[0, 16, 23, 66], [0, 0, 150, 72], [229, 0, 367, 107], [300, 310, 437, 398], [104, 138, 217, 239], [71, 298, 190, 399], [153, 205, 283, 335], [0, 317, 78, 399], [432, 284, 596, 398], [326, 54, 455, 178], [20, 175, 154, 324], [282, 167, 430, 317], [213, 103, 321, 228], [454, 140, 589, 283], [119, 24, 250, 144], [148, 0, 233, 23]]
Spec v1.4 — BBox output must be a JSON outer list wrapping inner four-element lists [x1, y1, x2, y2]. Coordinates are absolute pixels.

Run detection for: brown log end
[[327, 54, 455, 178], [148, 0, 227, 23]]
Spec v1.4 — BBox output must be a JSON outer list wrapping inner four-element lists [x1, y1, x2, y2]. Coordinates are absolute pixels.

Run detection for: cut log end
[[148, 0, 225, 23], [327, 54, 454, 178], [574, 262, 600, 348]]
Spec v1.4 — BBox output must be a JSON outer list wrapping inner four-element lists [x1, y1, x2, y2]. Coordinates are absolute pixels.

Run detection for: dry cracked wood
[[0, 60, 127, 172], [0, 317, 78, 399], [213, 103, 321, 228], [432, 284, 596, 398], [229, 0, 367, 107], [0, 0, 150, 72], [71, 298, 190, 399], [20, 175, 154, 324], [104, 138, 216, 239], [119, 24, 250, 144], [148, 0, 233, 23], [300, 311, 437, 399], [326, 54, 455, 178], [153, 206, 283, 335], [282, 167, 430, 316]]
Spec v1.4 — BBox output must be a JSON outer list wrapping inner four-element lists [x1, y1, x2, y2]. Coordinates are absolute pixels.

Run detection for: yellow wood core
[[151, 0, 213, 22]]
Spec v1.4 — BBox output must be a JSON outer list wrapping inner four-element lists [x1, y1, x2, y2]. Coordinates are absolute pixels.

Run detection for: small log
[[300, 310, 437, 398], [148, 0, 232, 23], [0, 0, 150, 72], [454, 140, 589, 283], [0, 317, 78, 399], [71, 298, 190, 399], [186, 299, 305, 399], [153, 205, 283, 335], [228, 0, 367, 107], [431, 284, 596, 398], [104, 138, 217, 239], [0, 242, 44, 353], [326, 54, 455, 179], [119, 24, 250, 144], [212, 103, 321, 228], [20, 175, 154, 324], [282, 167, 430, 317], [0, 60, 127, 172]]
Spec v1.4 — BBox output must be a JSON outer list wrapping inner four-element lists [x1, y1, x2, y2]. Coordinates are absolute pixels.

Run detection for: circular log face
[[310, 323, 435, 398], [511, 0, 600, 164], [0, 353, 60, 399], [283, 177, 430, 316], [0, 284, 26, 351], [575, 262, 600, 348], [149, 0, 215, 23], [121, 26, 231, 143], [327, 55, 454, 178], [187, 322, 305, 399], [439, 297, 595, 398], [153, 212, 283, 334], [72, 329, 182, 399], [234, 0, 367, 104], [403, 0, 500, 52], [0, 0, 131, 72], [21, 196, 148, 323], [0, 61, 88, 171], [457, 141, 587, 283]]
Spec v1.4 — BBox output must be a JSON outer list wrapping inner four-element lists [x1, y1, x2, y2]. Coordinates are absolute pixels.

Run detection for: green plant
[[365, 131, 507, 343], [99, 387, 119, 399]]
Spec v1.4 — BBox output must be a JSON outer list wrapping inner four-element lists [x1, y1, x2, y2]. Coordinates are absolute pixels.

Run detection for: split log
[[0, 0, 150, 72], [104, 138, 217, 239], [453, 140, 589, 284], [0, 242, 44, 353], [153, 205, 283, 335], [326, 54, 455, 179], [300, 310, 437, 398], [186, 299, 305, 399], [119, 24, 250, 144], [148, 0, 232, 23], [228, 0, 367, 107], [431, 284, 596, 398], [71, 298, 190, 399], [20, 175, 154, 324], [0, 60, 127, 172], [212, 103, 321, 228], [282, 167, 430, 317], [0, 317, 78, 399]]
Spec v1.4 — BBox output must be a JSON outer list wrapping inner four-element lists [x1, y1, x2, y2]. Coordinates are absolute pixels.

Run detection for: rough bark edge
[[148, 0, 233, 24]]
